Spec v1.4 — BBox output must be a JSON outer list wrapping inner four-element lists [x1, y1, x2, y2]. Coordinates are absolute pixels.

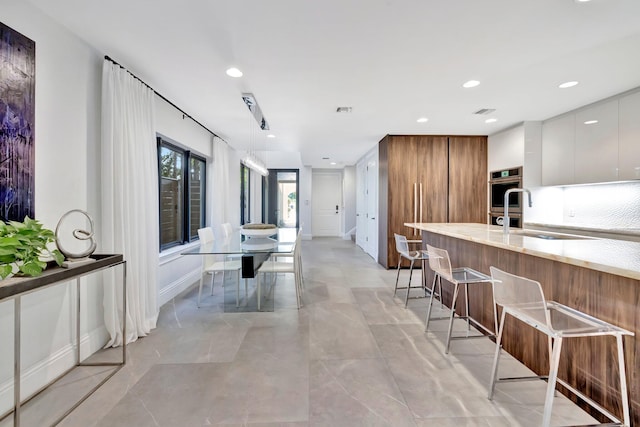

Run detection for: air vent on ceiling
[[336, 107, 353, 113], [473, 108, 496, 115]]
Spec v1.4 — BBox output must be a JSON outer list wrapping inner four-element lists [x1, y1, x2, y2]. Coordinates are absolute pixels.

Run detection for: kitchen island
[[406, 222, 639, 425]]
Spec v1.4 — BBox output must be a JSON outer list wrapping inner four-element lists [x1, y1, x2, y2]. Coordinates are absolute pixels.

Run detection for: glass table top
[[181, 229, 295, 255]]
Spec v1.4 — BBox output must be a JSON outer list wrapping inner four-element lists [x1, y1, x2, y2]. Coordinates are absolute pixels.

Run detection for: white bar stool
[[488, 266, 633, 427], [393, 233, 430, 308], [424, 244, 497, 354]]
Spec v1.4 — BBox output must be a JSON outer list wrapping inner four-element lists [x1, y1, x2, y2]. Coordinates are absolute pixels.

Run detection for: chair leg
[[425, 274, 439, 332], [464, 282, 471, 333], [542, 337, 563, 427], [405, 260, 415, 308], [197, 274, 205, 308], [445, 283, 461, 354], [393, 257, 402, 296], [236, 274, 240, 307], [488, 309, 507, 399], [616, 334, 631, 426], [257, 273, 262, 311]]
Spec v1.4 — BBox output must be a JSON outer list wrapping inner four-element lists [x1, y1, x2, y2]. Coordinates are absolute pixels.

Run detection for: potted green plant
[[0, 217, 64, 279]]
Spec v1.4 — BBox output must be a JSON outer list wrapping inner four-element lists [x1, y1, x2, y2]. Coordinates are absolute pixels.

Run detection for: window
[[158, 136, 206, 250], [240, 163, 250, 225]]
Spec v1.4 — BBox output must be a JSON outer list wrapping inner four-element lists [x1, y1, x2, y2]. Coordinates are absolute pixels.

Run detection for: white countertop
[[405, 223, 640, 281]]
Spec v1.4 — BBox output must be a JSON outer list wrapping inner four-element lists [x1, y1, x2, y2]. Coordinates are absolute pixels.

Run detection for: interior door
[[312, 171, 342, 236], [365, 154, 378, 259], [356, 161, 366, 249]]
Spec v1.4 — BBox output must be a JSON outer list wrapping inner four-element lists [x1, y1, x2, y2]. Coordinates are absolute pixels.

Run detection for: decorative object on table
[[240, 223, 277, 238], [0, 22, 36, 222], [55, 209, 97, 268], [0, 216, 64, 279]]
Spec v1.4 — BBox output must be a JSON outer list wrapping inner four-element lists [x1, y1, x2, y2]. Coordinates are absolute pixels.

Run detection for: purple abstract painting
[[0, 22, 35, 222]]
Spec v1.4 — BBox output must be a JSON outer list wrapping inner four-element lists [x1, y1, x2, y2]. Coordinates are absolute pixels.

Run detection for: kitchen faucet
[[503, 188, 532, 235]]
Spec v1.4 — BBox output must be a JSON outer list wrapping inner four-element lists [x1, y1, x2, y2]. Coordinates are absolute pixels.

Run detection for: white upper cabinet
[[542, 114, 575, 186], [574, 100, 619, 183], [619, 91, 640, 180]]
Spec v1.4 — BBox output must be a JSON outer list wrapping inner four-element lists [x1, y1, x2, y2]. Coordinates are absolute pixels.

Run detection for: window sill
[[159, 241, 200, 266]]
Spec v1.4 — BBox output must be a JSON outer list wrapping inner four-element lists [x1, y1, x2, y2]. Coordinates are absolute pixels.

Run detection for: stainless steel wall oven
[[489, 166, 523, 227]]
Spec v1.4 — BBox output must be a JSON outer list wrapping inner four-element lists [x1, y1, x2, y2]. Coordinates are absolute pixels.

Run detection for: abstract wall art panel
[[0, 22, 35, 222]]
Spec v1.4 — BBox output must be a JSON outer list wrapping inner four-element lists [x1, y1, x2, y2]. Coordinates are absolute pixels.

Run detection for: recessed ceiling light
[[485, 118, 498, 123], [226, 67, 243, 78], [330, 162, 337, 165], [584, 120, 598, 125], [575, 0, 591, 3], [416, 117, 429, 123], [266, 134, 276, 138], [463, 80, 480, 88], [559, 81, 578, 89]]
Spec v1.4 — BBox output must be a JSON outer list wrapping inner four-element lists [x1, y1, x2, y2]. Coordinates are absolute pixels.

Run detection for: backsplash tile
[[526, 181, 640, 231]]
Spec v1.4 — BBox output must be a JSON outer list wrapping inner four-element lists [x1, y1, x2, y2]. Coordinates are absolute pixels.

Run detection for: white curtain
[[211, 136, 230, 229], [101, 59, 159, 347]]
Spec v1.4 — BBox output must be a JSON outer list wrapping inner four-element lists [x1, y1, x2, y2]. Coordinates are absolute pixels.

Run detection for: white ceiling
[[26, 0, 640, 168]]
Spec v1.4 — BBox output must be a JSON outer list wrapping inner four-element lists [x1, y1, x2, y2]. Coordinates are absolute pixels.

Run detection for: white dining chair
[[196, 227, 243, 307], [256, 229, 303, 310]]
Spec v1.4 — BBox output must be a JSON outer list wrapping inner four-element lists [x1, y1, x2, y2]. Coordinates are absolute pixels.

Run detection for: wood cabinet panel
[[379, 135, 487, 268], [448, 136, 487, 223], [417, 136, 448, 224], [387, 136, 418, 267]]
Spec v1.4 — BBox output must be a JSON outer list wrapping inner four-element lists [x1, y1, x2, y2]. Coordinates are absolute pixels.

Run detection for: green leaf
[[20, 261, 44, 277], [51, 249, 65, 266], [0, 264, 13, 279]]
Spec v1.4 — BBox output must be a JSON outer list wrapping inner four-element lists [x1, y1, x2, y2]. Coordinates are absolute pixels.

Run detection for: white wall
[[0, 0, 104, 412]]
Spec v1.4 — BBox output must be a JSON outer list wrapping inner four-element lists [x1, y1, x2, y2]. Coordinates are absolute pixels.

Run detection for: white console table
[[0, 254, 126, 426]]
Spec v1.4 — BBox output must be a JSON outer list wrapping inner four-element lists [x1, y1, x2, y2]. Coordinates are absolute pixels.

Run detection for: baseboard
[[0, 326, 109, 414], [158, 270, 201, 306]]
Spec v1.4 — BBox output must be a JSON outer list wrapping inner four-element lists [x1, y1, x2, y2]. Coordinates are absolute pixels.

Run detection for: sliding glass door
[[263, 169, 298, 228]]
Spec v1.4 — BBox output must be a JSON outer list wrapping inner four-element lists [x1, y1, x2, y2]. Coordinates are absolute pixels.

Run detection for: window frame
[[157, 136, 207, 251]]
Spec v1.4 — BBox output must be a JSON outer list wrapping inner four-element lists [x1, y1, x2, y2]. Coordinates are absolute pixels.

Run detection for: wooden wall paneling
[[448, 136, 488, 223], [417, 136, 449, 223], [423, 231, 639, 425]]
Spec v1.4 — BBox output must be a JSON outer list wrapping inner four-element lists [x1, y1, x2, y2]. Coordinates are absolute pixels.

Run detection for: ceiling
[[26, 0, 640, 168]]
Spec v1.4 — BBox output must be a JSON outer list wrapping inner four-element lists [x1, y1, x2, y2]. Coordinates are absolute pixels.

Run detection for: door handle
[[335, 205, 339, 214]]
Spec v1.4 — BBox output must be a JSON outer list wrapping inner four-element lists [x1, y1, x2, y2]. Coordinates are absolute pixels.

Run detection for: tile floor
[[8, 237, 599, 426]]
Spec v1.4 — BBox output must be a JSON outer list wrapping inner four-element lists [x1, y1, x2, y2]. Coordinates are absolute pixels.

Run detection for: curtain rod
[[104, 55, 228, 145]]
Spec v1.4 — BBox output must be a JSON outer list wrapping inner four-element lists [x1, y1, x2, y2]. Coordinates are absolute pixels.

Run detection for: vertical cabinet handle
[[413, 183, 417, 235], [419, 182, 423, 236]]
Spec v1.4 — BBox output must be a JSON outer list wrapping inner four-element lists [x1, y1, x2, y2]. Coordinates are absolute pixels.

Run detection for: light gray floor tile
[[309, 359, 416, 426], [14, 237, 600, 427]]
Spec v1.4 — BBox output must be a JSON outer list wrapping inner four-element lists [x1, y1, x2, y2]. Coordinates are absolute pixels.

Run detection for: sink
[[511, 230, 594, 240]]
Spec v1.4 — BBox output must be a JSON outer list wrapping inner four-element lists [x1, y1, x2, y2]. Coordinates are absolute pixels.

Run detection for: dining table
[[181, 228, 296, 278]]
